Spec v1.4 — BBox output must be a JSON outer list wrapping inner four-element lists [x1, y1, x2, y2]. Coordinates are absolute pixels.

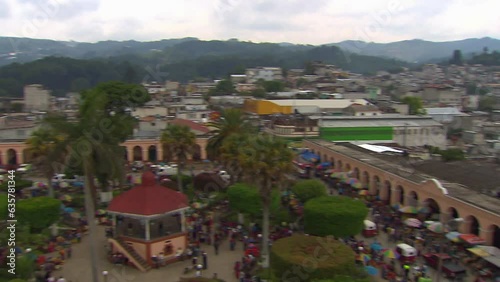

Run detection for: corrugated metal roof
[[269, 99, 371, 108]]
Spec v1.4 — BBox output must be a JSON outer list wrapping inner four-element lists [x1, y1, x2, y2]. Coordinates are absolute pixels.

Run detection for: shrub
[[170, 174, 193, 189], [0, 179, 33, 192], [17, 197, 61, 232], [271, 235, 363, 282], [304, 196, 368, 238], [0, 194, 7, 219], [292, 179, 327, 203], [440, 148, 465, 162], [179, 278, 225, 282]]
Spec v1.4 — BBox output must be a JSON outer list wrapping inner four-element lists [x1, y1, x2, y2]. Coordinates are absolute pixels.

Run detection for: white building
[[425, 107, 468, 124], [24, 84, 51, 112], [246, 67, 283, 83]]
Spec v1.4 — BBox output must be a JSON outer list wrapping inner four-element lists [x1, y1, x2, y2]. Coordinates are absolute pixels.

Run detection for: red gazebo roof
[[108, 171, 189, 216]]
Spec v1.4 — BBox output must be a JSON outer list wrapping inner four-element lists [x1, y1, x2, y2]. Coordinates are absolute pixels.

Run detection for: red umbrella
[[459, 234, 485, 245]]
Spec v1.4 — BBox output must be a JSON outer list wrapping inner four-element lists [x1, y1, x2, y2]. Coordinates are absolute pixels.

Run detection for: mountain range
[[1, 36, 499, 67]]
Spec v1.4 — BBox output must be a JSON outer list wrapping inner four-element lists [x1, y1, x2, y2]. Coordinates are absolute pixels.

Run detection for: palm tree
[[206, 108, 255, 159], [229, 133, 294, 268], [219, 133, 249, 184], [41, 82, 148, 282], [161, 124, 196, 192], [25, 128, 64, 198]]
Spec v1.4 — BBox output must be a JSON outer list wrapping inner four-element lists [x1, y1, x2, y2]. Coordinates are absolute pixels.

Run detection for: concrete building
[[425, 107, 468, 123], [246, 67, 283, 83], [310, 115, 446, 148], [243, 99, 372, 115], [305, 140, 500, 246], [342, 105, 381, 116], [24, 84, 51, 112]]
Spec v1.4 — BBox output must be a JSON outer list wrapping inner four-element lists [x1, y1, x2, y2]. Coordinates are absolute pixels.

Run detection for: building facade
[[24, 84, 51, 112]]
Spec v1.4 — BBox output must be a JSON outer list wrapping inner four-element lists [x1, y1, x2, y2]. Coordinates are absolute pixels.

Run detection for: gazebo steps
[[108, 238, 152, 272]]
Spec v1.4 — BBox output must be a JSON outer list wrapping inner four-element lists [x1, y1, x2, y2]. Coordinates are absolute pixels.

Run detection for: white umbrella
[[404, 218, 422, 228]]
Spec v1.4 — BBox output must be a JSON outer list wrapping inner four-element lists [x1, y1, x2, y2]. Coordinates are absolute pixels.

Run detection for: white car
[[52, 174, 67, 184], [16, 164, 32, 173], [218, 171, 231, 182], [157, 164, 178, 176]]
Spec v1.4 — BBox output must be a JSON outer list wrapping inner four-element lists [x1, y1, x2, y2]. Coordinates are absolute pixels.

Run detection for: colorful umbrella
[[365, 266, 378, 276], [399, 206, 418, 214], [459, 234, 486, 245], [63, 207, 75, 213], [404, 218, 422, 228], [445, 231, 461, 242], [370, 243, 383, 252], [418, 206, 431, 214], [358, 190, 369, 196], [343, 178, 358, 185], [96, 209, 107, 216], [427, 222, 445, 233], [59, 194, 72, 202], [330, 171, 347, 179], [383, 249, 398, 259], [361, 254, 371, 263], [352, 182, 364, 189]]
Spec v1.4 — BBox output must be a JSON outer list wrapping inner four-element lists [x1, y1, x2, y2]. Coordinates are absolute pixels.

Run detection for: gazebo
[[107, 171, 189, 271]]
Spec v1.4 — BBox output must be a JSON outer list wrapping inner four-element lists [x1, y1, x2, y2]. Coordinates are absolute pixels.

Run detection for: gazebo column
[[181, 211, 186, 232], [112, 214, 117, 236], [145, 218, 151, 240]]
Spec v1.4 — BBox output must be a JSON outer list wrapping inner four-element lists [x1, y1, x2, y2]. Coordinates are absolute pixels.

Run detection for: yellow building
[[243, 99, 293, 115], [243, 99, 372, 115]]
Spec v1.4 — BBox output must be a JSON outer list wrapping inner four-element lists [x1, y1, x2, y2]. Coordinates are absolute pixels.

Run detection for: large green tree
[[161, 124, 197, 192], [304, 196, 368, 238], [17, 197, 60, 232], [402, 96, 425, 115], [224, 133, 294, 267], [42, 81, 149, 282], [25, 128, 65, 198], [292, 179, 327, 203], [206, 108, 255, 160]]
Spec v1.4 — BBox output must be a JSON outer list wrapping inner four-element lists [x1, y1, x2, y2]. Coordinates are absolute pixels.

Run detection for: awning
[[468, 247, 490, 257], [459, 234, 486, 245]]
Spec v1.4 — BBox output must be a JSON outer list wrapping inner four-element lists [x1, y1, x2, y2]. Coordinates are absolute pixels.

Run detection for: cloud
[[1, 0, 500, 44], [0, 0, 11, 18]]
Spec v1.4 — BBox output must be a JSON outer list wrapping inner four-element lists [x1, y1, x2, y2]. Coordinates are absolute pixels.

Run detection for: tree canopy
[[291, 179, 327, 203], [401, 96, 425, 115], [17, 197, 61, 232], [304, 196, 368, 238]]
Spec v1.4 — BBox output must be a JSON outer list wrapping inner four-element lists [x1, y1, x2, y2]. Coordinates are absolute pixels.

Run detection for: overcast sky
[[1, 0, 499, 44]]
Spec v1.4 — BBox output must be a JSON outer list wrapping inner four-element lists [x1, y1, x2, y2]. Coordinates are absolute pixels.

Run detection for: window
[[372, 113, 377, 115], [361, 113, 365, 116], [151, 122, 156, 126]]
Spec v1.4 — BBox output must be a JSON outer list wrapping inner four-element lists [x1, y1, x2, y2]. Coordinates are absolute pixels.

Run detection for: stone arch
[[382, 180, 392, 202], [337, 160, 342, 170], [352, 167, 360, 179], [0, 150, 2, 165], [330, 157, 335, 168], [372, 175, 381, 196], [423, 198, 441, 220], [490, 225, 500, 248], [7, 149, 17, 165], [192, 144, 202, 161], [133, 146, 143, 161], [362, 171, 370, 187], [465, 215, 480, 235], [148, 145, 157, 162], [407, 191, 419, 207], [395, 185, 404, 205], [323, 154, 328, 163], [345, 163, 351, 172], [447, 207, 460, 220]]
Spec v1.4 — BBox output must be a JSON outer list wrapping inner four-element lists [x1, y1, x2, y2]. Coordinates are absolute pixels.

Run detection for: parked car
[[131, 161, 144, 171], [423, 253, 467, 279], [16, 164, 32, 173], [157, 164, 178, 176]]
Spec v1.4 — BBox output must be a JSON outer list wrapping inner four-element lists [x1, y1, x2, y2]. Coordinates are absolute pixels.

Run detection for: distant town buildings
[[24, 84, 51, 112]]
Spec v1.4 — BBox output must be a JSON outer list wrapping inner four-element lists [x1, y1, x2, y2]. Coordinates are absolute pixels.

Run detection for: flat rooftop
[[309, 140, 500, 215]]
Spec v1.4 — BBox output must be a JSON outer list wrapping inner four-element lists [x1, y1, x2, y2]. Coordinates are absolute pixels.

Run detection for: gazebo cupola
[[107, 171, 189, 271]]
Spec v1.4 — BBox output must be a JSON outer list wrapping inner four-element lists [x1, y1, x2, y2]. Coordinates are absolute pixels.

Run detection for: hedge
[[0, 194, 7, 219], [304, 196, 368, 238], [271, 235, 363, 281], [292, 179, 327, 203], [17, 197, 61, 232], [0, 179, 33, 192]]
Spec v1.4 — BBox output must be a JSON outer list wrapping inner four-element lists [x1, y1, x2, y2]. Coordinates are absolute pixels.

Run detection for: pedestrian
[[234, 261, 241, 279], [202, 251, 207, 269], [66, 246, 72, 259], [192, 256, 198, 266], [230, 237, 236, 251], [57, 276, 66, 282], [214, 240, 219, 255]]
